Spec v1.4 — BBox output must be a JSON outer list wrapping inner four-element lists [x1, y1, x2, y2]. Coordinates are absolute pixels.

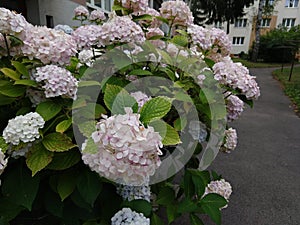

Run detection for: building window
[[214, 21, 223, 29], [233, 37, 245, 45], [285, 0, 299, 7], [261, 18, 271, 27], [282, 18, 296, 27], [234, 19, 247, 27], [263, 0, 275, 6], [46, 15, 54, 28], [87, 0, 112, 11]]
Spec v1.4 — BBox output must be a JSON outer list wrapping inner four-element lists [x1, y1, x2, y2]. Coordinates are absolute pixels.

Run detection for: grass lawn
[[232, 58, 288, 68], [273, 66, 300, 115]]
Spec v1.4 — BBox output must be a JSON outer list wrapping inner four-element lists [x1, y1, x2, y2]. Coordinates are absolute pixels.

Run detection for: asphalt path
[[174, 68, 300, 225]]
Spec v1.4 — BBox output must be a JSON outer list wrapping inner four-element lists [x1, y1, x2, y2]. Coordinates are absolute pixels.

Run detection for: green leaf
[[129, 69, 153, 76], [0, 137, 9, 153], [78, 80, 101, 87], [151, 213, 164, 225], [156, 186, 175, 206], [123, 199, 152, 217], [14, 79, 37, 87], [46, 149, 81, 170], [190, 214, 204, 225], [191, 175, 206, 199], [157, 50, 173, 65], [166, 204, 179, 224], [171, 35, 189, 47], [77, 170, 102, 206], [173, 117, 187, 131], [149, 120, 181, 145], [184, 170, 195, 199], [2, 162, 40, 210], [0, 68, 20, 80], [200, 193, 227, 209], [140, 96, 172, 124], [104, 84, 138, 114], [112, 4, 126, 11], [177, 198, 199, 214], [26, 143, 54, 176], [204, 58, 215, 68], [44, 189, 63, 217], [201, 204, 221, 225], [0, 199, 24, 221], [0, 94, 15, 105], [12, 61, 29, 77], [57, 170, 78, 201], [156, 16, 169, 24], [0, 83, 26, 97], [77, 120, 97, 137], [36, 101, 62, 121], [82, 137, 99, 154], [42, 133, 76, 152], [56, 118, 72, 133]]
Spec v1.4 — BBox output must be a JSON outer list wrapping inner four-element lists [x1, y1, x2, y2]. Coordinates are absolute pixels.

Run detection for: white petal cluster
[[213, 57, 260, 100], [72, 25, 103, 50], [130, 91, 151, 109], [0, 7, 30, 35], [78, 49, 94, 66], [89, 9, 106, 22], [0, 149, 8, 175], [204, 179, 232, 201], [2, 112, 45, 145], [99, 16, 146, 46], [116, 184, 151, 202], [160, 0, 194, 27], [111, 208, 150, 225], [118, 0, 149, 13], [33, 65, 78, 99], [21, 26, 77, 65], [74, 6, 89, 17], [226, 94, 244, 121], [223, 128, 238, 153], [54, 24, 74, 34], [82, 108, 162, 186]]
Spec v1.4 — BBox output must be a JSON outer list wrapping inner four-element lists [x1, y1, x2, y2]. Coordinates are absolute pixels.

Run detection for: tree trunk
[[251, 0, 264, 62]]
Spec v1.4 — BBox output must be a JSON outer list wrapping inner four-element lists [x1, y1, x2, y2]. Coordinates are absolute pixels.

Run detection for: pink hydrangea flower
[[118, 0, 149, 13], [160, 0, 194, 27], [203, 179, 232, 207], [139, 7, 161, 28], [130, 91, 151, 109], [82, 108, 162, 185], [72, 25, 103, 49], [21, 26, 77, 65], [74, 6, 89, 17], [226, 94, 244, 121], [89, 9, 106, 22], [223, 128, 238, 152], [33, 65, 78, 99], [146, 28, 165, 48]]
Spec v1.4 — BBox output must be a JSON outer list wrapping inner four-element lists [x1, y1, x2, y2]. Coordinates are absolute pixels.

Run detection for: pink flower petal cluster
[[223, 128, 238, 152], [139, 7, 161, 28], [89, 9, 106, 22], [21, 26, 77, 65], [72, 25, 103, 49], [82, 108, 162, 185], [118, 0, 149, 13], [74, 6, 89, 17], [0, 7, 31, 35], [160, 0, 194, 27], [146, 28, 165, 48], [33, 65, 78, 99], [213, 57, 260, 100], [204, 179, 232, 205], [130, 91, 151, 109], [226, 94, 244, 121]]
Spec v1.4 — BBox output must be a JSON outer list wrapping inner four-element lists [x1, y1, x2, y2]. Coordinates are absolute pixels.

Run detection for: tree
[[188, 0, 254, 33]]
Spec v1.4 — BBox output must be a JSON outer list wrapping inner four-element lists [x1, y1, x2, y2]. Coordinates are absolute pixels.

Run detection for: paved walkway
[[208, 68, 300, 225]]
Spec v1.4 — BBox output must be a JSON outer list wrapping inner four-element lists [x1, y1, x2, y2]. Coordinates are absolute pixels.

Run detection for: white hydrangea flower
[[54, 24, 74, 34], [160, 0, 194, 27], [21, 26, 77, 65], [111, 208, 150, 225], [204, 179, 232, 208], [223, 128, 238, 153], [0, 149, 8, 175], [33, 65, 78, 99], [213, 57, 260, 100], [130, 91, 151, 109], [78, 49, 94, 66], [116, 184, 151, 202], [118, 0, 149, 13], [89, 9, 106, 22], [2, 112, 45, 145], [74, 6, 89, 17], [72, 25, 103, 50], [226, 94, 244, 121], [82, 108, 162, 186]]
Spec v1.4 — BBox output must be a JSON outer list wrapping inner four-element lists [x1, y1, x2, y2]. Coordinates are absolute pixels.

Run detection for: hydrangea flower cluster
[[21, 26, 77, 65], [54, 24, 74, 34], [116, 184, 151, 202], [0, 149, 8, 186], [226, 94, 244, 121], [72, 25, 103, 49], [204, 179, 233, 202], [74, 5, 89, 17], [2, 112, 45, 145], [33, 65, 78, 99], [213, 57, 260, 100], [139, 7, 161, 28], [118, 0, 149, 13], [78, 49, 94, 66], [0, 7, 30, 35], [146, 28, 165, 48], [89, 9, 106, 23], [160, 0, 194, 27], [130, 91, 151, 108], [82, 108, 162, 185], [111, 208, 150, 225], [223, 128, 238, 153]]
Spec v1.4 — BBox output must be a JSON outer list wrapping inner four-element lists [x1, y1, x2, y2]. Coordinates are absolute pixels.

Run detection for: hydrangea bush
[[0, 1, 260, 225]]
